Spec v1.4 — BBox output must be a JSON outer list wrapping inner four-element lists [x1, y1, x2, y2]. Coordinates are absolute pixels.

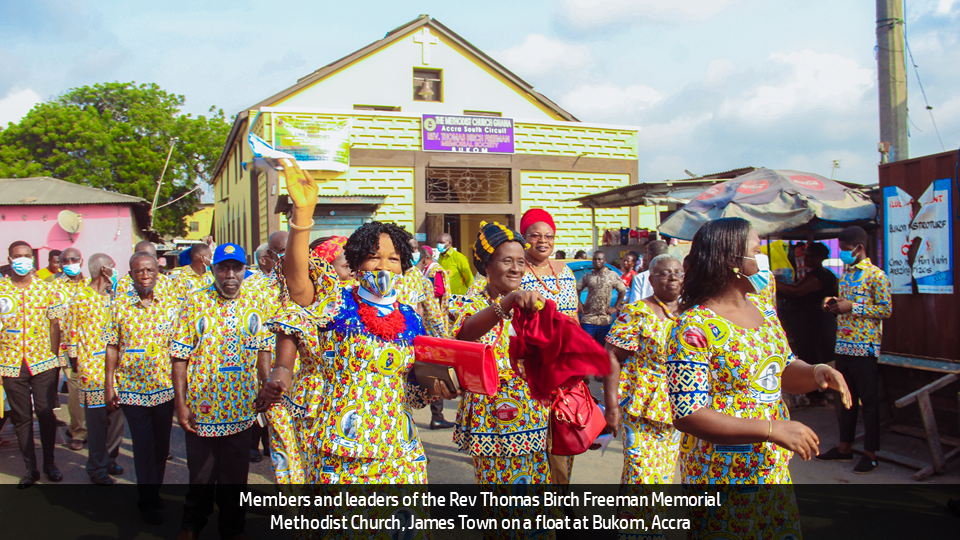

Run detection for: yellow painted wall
[[521, 171, 632, 253], [182, 206, 214, 241], [275, 28, 563, 120], [277, 167, 416, 233]]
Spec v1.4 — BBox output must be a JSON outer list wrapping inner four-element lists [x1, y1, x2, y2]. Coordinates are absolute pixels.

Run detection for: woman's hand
[[815, 365, 852, 408], [429, 379, 463, 400], [271, 157, 318, 210], [769, 420, 820, 461], [504, 290, 546, 312], [603, 403, 621, 438]]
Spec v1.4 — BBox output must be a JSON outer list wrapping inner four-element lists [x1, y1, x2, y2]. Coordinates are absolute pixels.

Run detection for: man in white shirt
[[629, 241, 668, 303]]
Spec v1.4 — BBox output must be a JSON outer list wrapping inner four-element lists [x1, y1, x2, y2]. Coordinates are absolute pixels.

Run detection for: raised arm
[[278, 158, 319, 307]]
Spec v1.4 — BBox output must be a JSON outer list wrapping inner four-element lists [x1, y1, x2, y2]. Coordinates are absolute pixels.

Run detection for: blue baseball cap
[[212, 243, 246, 266]]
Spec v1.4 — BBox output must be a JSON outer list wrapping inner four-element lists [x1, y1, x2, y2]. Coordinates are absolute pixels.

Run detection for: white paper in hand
[[248, 132, 294, 160], [596, 433, 614, 456]]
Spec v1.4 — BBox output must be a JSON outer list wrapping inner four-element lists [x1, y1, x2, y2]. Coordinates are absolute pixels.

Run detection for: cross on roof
[[413, 27, 439, 65]]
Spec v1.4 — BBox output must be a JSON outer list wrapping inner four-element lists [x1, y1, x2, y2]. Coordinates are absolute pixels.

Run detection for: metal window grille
[[425, 168, 511, 204]]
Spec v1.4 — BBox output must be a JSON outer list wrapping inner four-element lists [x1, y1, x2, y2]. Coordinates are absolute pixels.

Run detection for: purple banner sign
[[422, 114, 514, 153]]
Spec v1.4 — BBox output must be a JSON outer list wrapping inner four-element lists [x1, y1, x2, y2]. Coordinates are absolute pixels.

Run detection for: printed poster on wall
[[883, 185, 914, 294], [422, 114, 515, 153], [273, 115, 352, 172], [908, 178, 953, 294]]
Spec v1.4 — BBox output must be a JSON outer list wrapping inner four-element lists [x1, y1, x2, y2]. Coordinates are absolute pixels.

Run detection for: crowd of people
[[0, 157, 892, 539]]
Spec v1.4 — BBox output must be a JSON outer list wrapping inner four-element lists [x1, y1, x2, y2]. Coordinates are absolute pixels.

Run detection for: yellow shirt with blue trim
[[836, 258, 891, 357], [173, 265, 215, 300], [170, 284, 273, 437], [105, 289, 180, 406], [65, 284, 112, 407], [0, 277, 59, 377]]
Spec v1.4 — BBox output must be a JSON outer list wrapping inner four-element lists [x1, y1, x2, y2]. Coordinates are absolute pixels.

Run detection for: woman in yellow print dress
[[518, 208, 580, 485], [665, 217, 851, 539], [257, 158, 451, 484], [452, 221, 552, 485], [606, 253, 684, 485]]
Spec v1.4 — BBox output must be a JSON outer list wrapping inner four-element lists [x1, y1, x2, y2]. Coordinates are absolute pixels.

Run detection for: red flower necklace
[[354, 291, 407, 342]]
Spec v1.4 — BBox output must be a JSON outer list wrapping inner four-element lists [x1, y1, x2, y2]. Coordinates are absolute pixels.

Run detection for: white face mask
[[10, 257, 33, 276], [755, 253, 770, 272]]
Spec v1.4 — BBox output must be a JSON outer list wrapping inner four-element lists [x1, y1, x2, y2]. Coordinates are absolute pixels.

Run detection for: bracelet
[[492, 299, 508, 320], [765, 419, 773, 442], [288, 219, 315, 231], [813, 364, 827, 379]]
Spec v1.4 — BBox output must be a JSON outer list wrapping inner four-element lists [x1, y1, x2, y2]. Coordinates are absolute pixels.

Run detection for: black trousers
[[430, 398, 445, 422], [181, 428, 252, 537], [250, 421, 269, 454], [122, 400, 174, 510], [835, 354, 881, 452], [2, 364, 60, 472]]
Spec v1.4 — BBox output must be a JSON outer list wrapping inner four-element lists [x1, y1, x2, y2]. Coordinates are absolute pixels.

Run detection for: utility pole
[[876, 0, 908, 163], [150, 137, 179, 230]]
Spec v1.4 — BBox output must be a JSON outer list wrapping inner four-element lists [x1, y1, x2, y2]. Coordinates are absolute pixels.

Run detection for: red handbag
[[549, 381, 606, 456]]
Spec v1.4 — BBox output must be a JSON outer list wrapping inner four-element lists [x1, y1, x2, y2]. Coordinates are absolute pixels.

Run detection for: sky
[[1, 0, 958, 186]]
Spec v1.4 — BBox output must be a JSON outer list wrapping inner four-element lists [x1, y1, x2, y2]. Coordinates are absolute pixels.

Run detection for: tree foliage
[[0, 82, 231, 237]]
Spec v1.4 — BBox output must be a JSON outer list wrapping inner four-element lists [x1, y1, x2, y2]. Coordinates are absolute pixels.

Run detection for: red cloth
[[509, 299, 610, 401], [520, 209, 556, 235]]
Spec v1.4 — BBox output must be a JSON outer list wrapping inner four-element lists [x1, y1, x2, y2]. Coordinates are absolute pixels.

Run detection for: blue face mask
[[411, 252, 421, 265], [746, 270, 773, 294], [436, 243, 448, 254], [10, 257, 33, 276], [63, 263, 82, 277], [106, 268, 118, 291], [839, 249, 858, 266]]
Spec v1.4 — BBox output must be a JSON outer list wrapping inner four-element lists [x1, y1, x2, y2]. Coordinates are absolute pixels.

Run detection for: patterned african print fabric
[[606, 301, 674, 423], [173, 265, 215, 300], [451, 289, 549, 484], [665, 300, 795, 484], [398, 267, 427, 306], [520, 265, 578, 318], [421, 263, 452, 339], [684, 485, 802, 540], [578, 267, 626, 325], [315, 453, 427, 484], [116, 273, 178, 303], [64, 283, 113, 407], [620, 417, 679, 484], [472, 451, 550, 484], [0, 277, 59, 377], [49, 275, 90, 368], [836, 258, 891, 357], [170, 284, 273, 437], [266, 256, 433, 484], [104, 288, 181, 406]]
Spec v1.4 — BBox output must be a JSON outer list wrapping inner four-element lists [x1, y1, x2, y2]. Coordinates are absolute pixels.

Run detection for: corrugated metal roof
[[0, 177, 149, 206]]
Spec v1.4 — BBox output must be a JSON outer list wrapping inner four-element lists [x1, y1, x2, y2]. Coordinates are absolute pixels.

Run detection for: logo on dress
[[680, 324, 710, 352], [623, 422, 640, 451], [146, 342, 161, 357], [198, 400, 212, 415], [337, 406, 360, 441], [375, 347, 404, 375], [751, 355, 784, 403], [680, 433, 698, 453], [195, 315, 210, 336], [244, 309, 262, 336], [271, 449, 290, 474], [702, 318, 730, 347], [495, 398, 521, 423], [0, 295, 15, 317]]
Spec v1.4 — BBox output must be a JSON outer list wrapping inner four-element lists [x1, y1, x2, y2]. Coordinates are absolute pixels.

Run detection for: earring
[[733, 267, 741, 278]]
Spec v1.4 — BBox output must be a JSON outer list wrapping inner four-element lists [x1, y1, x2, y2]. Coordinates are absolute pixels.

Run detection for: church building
[[210, 15, 642, 261]]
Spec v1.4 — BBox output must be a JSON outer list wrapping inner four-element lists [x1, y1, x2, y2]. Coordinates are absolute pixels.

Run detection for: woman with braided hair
[[452, 221, 552, 485], [256, 158, 454, 484]]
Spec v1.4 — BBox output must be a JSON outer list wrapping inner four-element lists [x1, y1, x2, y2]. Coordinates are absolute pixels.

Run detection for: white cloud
[[705, 59, 736, 86], [0, 88, 42, 127], [719, 50, 874, 124], [638, 113, 714, 150], [936, 0, 957, 15], [561, 83, 665, 121], [495, 34, 592, 78], [561, 0, 744, 27]]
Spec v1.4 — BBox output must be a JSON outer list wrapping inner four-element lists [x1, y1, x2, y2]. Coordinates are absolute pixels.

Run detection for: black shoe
[[107, 462, 123, 476], [250, 449, 262, 463], [90, 472, 115, 485], [141, 508, 163, 525], [18, 470, 40, 489], [43, 463, 63, 482], [854, 455, 878, 474], [814, 447, 853, 462], [429, 419, 455, 430]]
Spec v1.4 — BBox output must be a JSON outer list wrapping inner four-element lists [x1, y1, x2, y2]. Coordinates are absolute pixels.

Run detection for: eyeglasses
[[651, 271, 684, 279], [525, 233, 555, 242]]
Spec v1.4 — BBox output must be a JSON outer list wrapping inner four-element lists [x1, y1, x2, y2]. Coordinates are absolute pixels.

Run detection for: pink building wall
[[0, 204, 141, 275]]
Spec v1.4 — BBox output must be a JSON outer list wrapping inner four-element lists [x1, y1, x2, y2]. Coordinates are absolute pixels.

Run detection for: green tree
[[0, 82, 231, 237]]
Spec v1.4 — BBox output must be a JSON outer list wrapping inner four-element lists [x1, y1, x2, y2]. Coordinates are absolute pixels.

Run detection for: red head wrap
[[520, 209, 556, 236], [312, 236, 348, 263]]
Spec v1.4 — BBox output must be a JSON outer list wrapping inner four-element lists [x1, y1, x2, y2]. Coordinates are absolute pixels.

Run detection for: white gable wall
[[276, 28, 561, 120]]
